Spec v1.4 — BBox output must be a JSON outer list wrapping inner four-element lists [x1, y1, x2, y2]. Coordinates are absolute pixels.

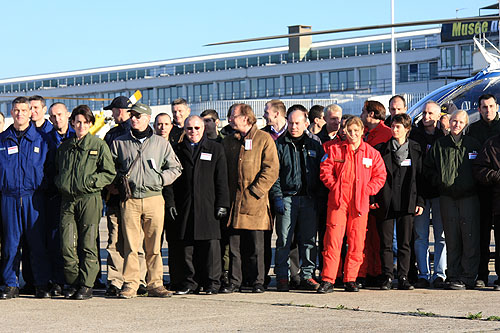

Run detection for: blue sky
[[0, 0, 495, 79]]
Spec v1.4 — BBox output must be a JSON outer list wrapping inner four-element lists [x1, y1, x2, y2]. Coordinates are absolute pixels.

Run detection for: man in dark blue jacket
[[270, 109, 325, 292], [0, 97, 52, 299]]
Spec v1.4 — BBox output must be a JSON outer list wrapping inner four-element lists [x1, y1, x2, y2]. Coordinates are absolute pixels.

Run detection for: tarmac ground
[[2, 218, 500, 332]]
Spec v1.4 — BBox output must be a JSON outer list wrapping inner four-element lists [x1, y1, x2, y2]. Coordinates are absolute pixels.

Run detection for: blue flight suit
[[0, 123, 51, 287], [45, 126, 76, 285], [34, 119, 54, 135]]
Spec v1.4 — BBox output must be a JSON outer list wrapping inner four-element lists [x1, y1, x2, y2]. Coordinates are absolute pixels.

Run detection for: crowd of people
[[0, 93, 499, 301]]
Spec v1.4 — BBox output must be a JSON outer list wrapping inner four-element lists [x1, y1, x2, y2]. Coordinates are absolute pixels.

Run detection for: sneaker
[[317, 281, 334, 294], [105, 285, 121, 297], [415, 278, 430, 289], [148, 286, 172, 298], [380, 277, 392, 290], [119, 287, 137, 299], [445, 280, 465, 290], [276, 279, 289, 292], [432, 277, 446, 289], [345, 281, 359, 292], [398, 277, 414, 290], [475, 279, 486, 289], [300, 278, 320, 291]]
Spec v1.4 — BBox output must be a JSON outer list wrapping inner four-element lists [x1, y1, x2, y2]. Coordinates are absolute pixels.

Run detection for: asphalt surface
[[2, 218, 500, 332]]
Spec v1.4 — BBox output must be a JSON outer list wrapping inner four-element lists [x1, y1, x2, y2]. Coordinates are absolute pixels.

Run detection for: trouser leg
[[440, 196, 462, 282], [199, 239, 221, 289], [75, 195, 101, 288], [142, 195, 165, 290], [60, 200, 79, 286], [121, 198, 143, 291], [229, 229, 242, 287], [430, 198, 446, 280], [458, 196, 480, 287], [46, 195, 65, 285], [378, 217, 395, 279], [494, 214, 500, 278], [297, 196, 317, 280], [414, 201, 431, 280], [1, 196, 23, 287], [344, 204, 368, 282], [395, 214, 413, 279], [321, 206, 347, 283], [180, 240, 196, 289], [477, 190, 493, 281], [106, 205, 124, 288], [274, 197, 295, 280], [242, 230, 264, 285]]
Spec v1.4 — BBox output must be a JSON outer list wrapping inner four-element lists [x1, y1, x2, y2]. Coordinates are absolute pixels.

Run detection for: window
[[440, 47, 455, 68], [461, 45, 473, 67], [370, 43, 382, 54], [332, 47, 342, 58], [195, 63, 204, 73], [397, 40, 411, 51], [357, 44, 369, 56], [344, 46, 355, 57], [319, 48, 330, 60], [359, 67, 377, 88]]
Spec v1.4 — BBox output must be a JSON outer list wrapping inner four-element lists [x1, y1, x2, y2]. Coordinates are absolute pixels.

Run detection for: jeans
[[275, 196, 317, 280], [414, 197, 446, 281]]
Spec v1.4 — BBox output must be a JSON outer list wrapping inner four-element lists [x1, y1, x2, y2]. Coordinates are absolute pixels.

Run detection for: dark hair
[[266, 99, 286, 117], [478, 94, 497, 106], [364, 100, 386, 120], [0, 112, 4, 120], [234, 104, 257, 125], [200, 109, 219, 120], [28, 95, 46, 107], [154, 112, 171, 125], [389, 95, 406, 108], [391, 113, 412, 130], [171, 98, 188, 107], [12, 96, 29, 109], [308, 105, 324, 123], [286, 104, 308, 117], [70, 105, 95, 125]]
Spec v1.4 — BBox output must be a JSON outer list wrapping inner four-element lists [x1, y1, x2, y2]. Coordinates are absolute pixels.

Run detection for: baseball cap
[[103, 96, 132, 110], [129, 103, 152, 115]]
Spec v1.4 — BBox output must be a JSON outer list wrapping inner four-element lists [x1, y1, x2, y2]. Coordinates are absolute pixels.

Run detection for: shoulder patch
[[89, 150, 98, 155], [321, 153, 328, 162]]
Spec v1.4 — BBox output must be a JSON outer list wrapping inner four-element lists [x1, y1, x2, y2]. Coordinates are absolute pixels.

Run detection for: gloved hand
[[215, 207, 228, 220], [273, 197, 285, 215], [169, 207, 178, 220]]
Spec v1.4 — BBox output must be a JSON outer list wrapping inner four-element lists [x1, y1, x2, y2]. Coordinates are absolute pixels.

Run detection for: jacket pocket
[[239, 188, 261, 215]]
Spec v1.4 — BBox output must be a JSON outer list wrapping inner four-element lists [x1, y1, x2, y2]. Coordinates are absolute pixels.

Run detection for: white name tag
[[8, 146, 18, 155], [469, 152, 477, 160], [308, 150, 316, 158], [245, 139, 252, 151], [362, 157, 372, 167], [401, 159, 411, 167], [200, 152, 212, 161], [34, 147, 40, 153]]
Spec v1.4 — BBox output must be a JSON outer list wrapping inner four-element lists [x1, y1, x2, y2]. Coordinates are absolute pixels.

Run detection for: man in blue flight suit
[[0, 96, 52, 299]]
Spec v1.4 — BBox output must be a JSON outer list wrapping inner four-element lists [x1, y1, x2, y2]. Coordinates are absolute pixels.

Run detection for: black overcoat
[[172, 136, 229, 240], [373, 138, 425, 220]]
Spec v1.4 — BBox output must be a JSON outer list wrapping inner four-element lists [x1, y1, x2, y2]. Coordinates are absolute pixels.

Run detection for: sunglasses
[[186, 126, 202, 131], [130, 112, 143, 119]]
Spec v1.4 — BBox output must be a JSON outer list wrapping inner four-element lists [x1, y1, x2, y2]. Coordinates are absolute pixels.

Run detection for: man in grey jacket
[[112, 103, 182, 299]]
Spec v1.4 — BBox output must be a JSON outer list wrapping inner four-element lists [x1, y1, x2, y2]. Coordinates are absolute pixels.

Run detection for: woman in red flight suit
[[318, 116, 386, 293]]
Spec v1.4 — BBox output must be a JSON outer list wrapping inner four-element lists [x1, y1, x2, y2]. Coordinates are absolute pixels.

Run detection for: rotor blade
[[205, 15, 500, 46], [0, 95, 113, 101]]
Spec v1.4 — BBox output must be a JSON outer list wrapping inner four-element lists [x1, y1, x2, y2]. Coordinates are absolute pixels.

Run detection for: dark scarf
[[131, 126, 153, 140], [391, 138, 409, 166]]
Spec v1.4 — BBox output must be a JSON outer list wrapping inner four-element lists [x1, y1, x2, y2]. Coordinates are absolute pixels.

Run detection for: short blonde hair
[[344, 116, 364, 131], [450, 110, 469, 125]]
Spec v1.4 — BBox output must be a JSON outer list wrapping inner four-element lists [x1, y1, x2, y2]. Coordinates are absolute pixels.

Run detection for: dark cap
[[129, 103, 152, 115], [103, 96, 132, 110]]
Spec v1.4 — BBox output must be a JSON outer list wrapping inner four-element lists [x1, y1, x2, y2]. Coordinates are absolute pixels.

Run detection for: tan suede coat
[[222, 125, 279, 230]]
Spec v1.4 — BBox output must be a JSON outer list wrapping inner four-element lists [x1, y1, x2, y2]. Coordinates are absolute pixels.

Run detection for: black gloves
[[274, 197, 285, 215], [215, 207, 228, 220]]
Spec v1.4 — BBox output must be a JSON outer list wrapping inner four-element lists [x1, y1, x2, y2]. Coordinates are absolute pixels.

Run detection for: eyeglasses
[[229, 114, 244, 119], [130, 112, 143, 119], [186, 126, 201, 131]]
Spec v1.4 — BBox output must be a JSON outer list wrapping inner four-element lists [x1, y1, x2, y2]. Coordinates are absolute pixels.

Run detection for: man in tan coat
[[220, 104, 279, 293]]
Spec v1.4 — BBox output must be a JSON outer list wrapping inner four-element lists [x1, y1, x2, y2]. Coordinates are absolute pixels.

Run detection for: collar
[[271, 122, 287, 137]]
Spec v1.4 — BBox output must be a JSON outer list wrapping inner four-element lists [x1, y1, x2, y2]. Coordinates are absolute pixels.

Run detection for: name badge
[[89, 150, 98, 155], [34, 147, 40, 153], [401, 159, 411, 167], [469, 152, 478, 160], [362, 157, 372, 167], [308, 150, 316, 158], [8, 146, 18, 155], [245, 139, 252, 151], [200, 152, 212, 161]]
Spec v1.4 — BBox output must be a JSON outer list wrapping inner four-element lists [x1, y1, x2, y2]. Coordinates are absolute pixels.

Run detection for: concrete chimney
[[288, 25, 312, 61]]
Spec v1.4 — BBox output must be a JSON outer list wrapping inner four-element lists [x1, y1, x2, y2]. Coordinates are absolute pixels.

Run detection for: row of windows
[[399, 62, 438, 83], [0, 36, 436, 94], [440, 44, 474, 69]]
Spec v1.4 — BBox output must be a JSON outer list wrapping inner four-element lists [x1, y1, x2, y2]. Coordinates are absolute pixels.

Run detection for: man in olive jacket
[[221, 104, 279, 293], [424, 110, 481, 290], [112, 103, 182, 299], [55, 105, 116, 300]]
